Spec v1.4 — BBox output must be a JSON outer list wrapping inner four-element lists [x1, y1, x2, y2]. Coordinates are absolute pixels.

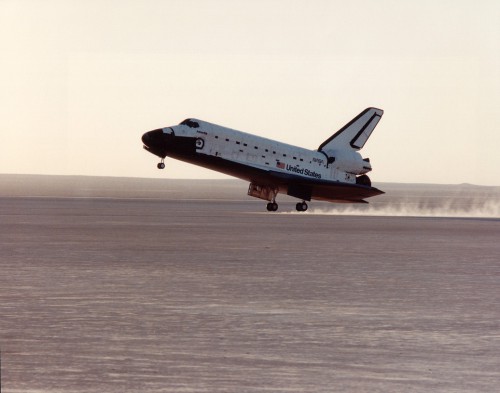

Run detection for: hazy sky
[[1, 0, 499, 185]]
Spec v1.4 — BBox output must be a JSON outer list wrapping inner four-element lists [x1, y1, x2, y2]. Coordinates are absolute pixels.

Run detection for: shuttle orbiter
[[142, 108, 384, 211]]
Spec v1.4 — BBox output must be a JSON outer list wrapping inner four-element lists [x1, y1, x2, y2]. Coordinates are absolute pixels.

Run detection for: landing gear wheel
[[266, 202, 278, 212], [296, 202, 308, 212], [157, 161, 165, 169]]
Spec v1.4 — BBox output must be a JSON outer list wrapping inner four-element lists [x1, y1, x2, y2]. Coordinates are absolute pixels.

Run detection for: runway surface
[[1, 177, 499, 392]]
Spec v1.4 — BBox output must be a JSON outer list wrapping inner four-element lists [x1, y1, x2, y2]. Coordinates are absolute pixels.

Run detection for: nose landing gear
[[157, 159, 165, 169]]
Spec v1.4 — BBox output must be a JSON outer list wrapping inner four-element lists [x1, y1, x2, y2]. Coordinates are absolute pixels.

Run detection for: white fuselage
[[169, 119, 366, 184]]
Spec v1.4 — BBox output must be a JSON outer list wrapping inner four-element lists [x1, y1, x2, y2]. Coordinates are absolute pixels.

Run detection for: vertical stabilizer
[[318, 108, 383, 152]]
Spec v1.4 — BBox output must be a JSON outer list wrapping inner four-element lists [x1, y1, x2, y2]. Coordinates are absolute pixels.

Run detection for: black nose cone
[[142, 128, 163, 147], [142, 129, 168, 158]]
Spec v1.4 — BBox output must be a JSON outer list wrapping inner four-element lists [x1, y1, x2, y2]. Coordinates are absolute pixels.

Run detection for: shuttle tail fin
[[318, 107, 383, 152]]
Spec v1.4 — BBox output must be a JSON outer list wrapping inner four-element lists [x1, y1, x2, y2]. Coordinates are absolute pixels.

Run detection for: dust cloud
[[306, 184, 500, 218]]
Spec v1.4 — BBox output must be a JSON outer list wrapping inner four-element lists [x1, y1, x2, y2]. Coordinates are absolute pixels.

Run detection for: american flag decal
[[276, 162, 285, 169]]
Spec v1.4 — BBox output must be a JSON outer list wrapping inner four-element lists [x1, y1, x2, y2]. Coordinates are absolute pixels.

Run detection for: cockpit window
[[180, 119, 200, 128]]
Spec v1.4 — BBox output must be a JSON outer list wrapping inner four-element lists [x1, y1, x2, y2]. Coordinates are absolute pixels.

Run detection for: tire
[[267, 202, 278, 212], [296, 202, 308, 212]]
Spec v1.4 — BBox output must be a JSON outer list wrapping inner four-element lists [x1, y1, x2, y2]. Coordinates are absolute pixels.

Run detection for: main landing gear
[[157, 159, 165, 169], [266, 201, 279, 212], [295, 201, 308, 212], [265, 200, 308, 212], [248, 184, 307, 213]]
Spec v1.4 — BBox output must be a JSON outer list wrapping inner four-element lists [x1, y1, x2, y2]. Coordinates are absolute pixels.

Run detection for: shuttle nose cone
[[142, 129, 164, 147], [142, 128, 162, 147], [142, 128, 168, 158]]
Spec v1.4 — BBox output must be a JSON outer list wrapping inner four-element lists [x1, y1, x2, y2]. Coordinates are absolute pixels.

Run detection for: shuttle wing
[[254, 169, 384, 203]]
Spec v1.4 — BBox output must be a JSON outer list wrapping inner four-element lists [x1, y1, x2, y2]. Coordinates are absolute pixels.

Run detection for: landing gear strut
[[295, 201, 308, 212], [157, 159, 165, 169], [247, 183, 279, 212]]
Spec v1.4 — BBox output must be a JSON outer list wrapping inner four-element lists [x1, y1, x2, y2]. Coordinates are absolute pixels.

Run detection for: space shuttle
[[141, 107, 384, 211]]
